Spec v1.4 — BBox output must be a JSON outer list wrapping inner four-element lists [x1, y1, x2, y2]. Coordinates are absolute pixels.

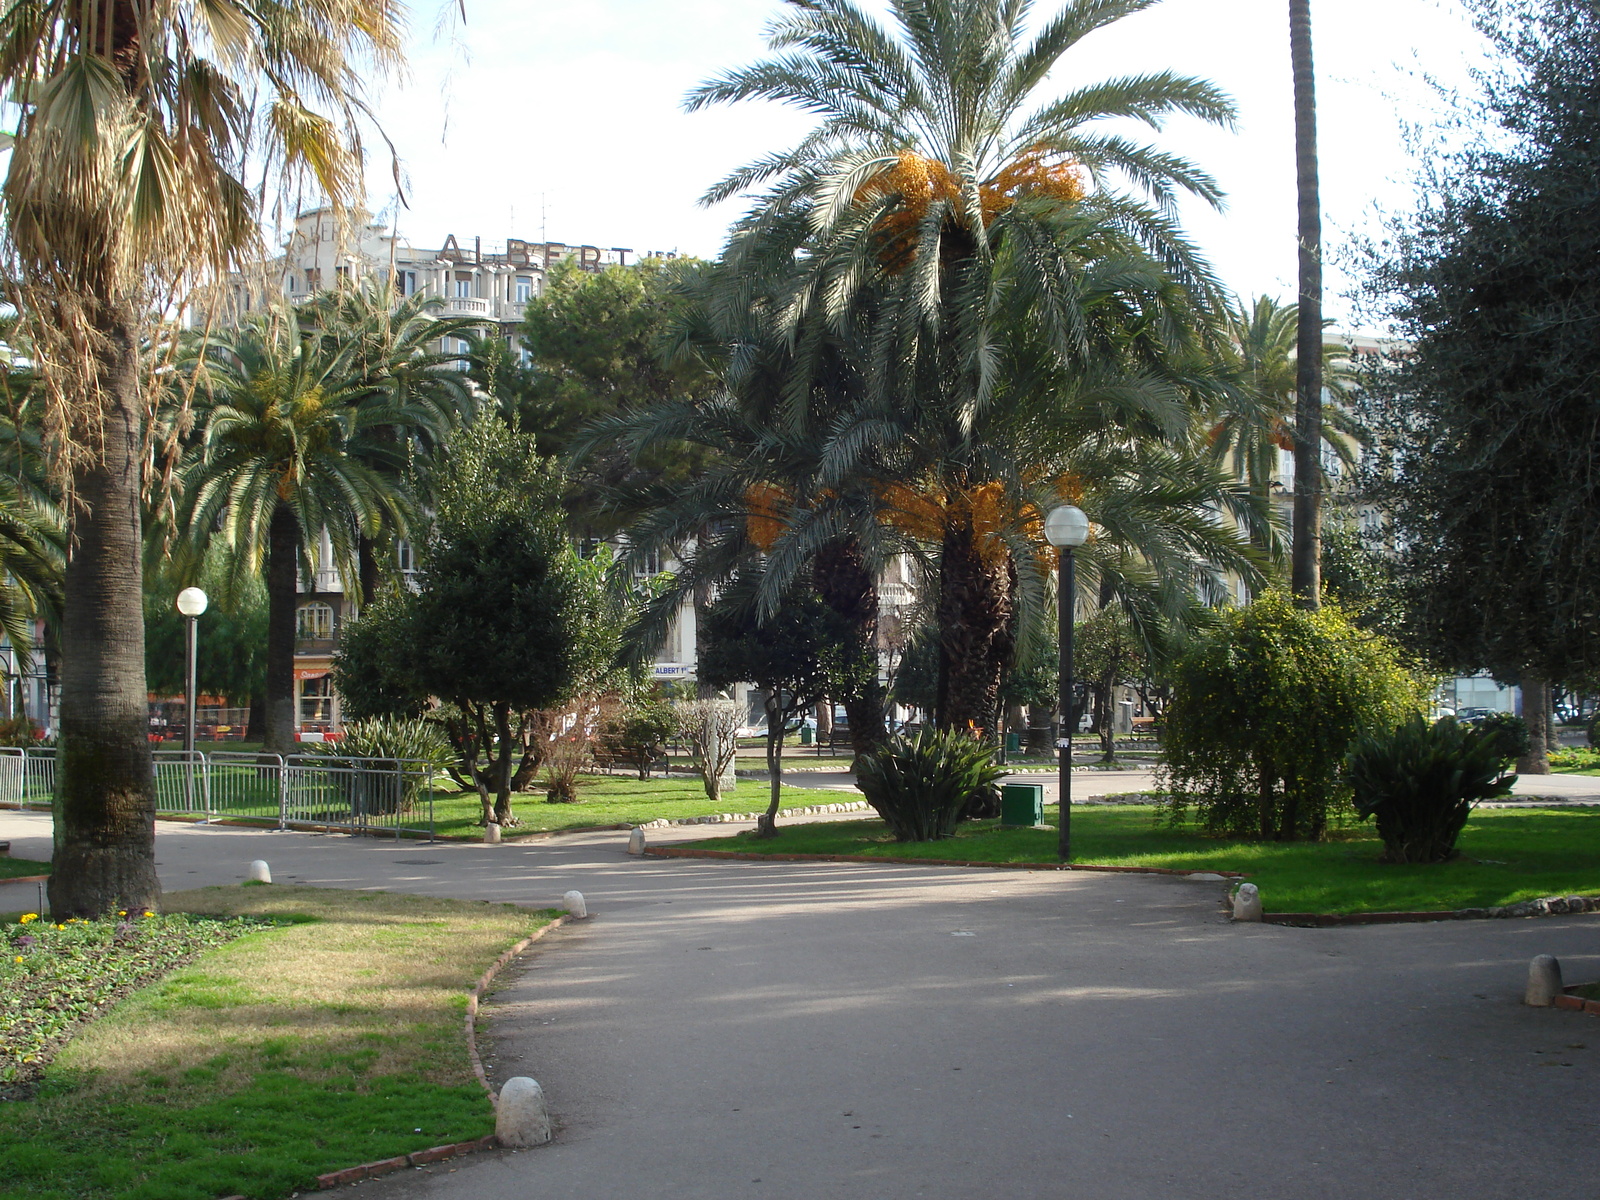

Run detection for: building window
[[514, 277, 534, 303], [398, 270, 418, 296], [454, 274, 474, 298], [300, 675, 334, 727], [303, 268, 322, 291], [296, 603, 334, 640]]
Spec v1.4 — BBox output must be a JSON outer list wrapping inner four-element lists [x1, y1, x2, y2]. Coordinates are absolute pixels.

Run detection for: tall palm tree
[[180, 307, 427, 755], [1290, 0, 1324, 606], [689, 0, 1247, 730], [0, 0, 402, 916]]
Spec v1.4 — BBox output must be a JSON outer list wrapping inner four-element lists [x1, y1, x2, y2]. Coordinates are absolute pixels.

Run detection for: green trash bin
[[1000, 782, 1044, 827], [1004, 731, 1021, 753], [799, 724, 813, 746]]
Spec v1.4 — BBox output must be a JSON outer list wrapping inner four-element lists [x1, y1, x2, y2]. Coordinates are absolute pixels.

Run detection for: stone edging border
[[642, 845, 1242, 877], [638, 800, 870, 828], [1, 872, 47, 883], [235, 912, 571, 1196], [1260, 894, 1600, 927], [1554, 988, 1600, 1015], [465, 913, 569, 1105]]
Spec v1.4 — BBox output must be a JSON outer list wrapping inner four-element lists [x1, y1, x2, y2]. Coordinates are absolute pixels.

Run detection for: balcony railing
[[444, 296, 491, 317]]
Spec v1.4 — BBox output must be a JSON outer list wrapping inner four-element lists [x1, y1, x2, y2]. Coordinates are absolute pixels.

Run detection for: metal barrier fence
[[0, 746, 54, 807], [0, 746, 434, 839]]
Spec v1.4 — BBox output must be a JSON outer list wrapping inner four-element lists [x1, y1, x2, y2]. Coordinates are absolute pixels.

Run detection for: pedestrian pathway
[[4, 805, 1598, 1199]]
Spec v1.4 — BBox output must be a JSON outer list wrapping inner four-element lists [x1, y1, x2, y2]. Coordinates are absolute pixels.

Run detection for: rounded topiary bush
[[1162, 591, 1427, 841]]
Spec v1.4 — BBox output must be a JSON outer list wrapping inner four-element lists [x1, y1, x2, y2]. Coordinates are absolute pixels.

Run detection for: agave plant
[[1347, 714, 1516, 864], [856, 728, 1004, 842]]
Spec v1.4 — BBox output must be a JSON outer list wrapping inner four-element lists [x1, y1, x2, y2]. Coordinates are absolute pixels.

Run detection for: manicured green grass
[[684, 805, 1600, 915], [429, 773, 858, 838], [0, 856, 49, 880], [0, 886, 556, 1200]]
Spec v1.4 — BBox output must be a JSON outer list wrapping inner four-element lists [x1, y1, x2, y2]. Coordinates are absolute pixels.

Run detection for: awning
[[294, 669, 330, 681]]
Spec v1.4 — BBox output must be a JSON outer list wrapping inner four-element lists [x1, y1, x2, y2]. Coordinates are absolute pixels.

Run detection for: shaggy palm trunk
[[1518, 672, 1551, 774], [1290, 0, 1323, 608], [50, 308, 160, 919], [934, 518, 1015, 734], [813, 539, 887, 754], [262, 503, 301, 756]]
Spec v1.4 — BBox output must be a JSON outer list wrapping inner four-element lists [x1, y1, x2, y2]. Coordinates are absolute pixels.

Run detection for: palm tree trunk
[[1290, 0, 1323, 608], [812, 539, 887, 754], [49, 307, 160, 919], [262, 503, 300, 756], [935, 517, 1015, 733]]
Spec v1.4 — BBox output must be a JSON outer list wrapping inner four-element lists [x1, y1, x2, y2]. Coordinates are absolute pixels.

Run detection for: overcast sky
[[353, 0, 1490, 330]]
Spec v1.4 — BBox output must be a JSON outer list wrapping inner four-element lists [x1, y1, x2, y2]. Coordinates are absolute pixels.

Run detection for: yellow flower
[[142, 910, 154, 918], [12, 955, 20, 963], [117, 910, 127, 917], [18, 913, 37, 923]]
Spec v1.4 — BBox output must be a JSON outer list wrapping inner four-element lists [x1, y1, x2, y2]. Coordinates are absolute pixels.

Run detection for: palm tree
[[0, 0, 403, 916], [688, 0, 1249, 730], [180, 307, 427, 755], [1211, 295, 1360, 537], [299, 280, 482, 601], [1290, 0, 1324, 605]]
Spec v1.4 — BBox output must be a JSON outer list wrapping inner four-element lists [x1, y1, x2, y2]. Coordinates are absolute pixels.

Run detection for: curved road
[[1, 809, 1597, 1199]]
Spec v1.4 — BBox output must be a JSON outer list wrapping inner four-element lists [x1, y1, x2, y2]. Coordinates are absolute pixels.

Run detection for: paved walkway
[[3, 809, 1598, 1199]]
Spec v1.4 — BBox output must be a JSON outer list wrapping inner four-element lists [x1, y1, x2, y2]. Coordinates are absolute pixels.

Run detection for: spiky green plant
[[1347, 714, 1516, 864], [855, 728, 1004, 842]]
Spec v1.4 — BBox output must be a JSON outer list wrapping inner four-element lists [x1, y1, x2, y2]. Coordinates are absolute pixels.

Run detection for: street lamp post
[[175, 587, 208, 753], [1044, 506, 1089, 861]]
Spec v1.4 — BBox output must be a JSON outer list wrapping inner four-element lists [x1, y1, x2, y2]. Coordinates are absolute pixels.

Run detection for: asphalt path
[[2, 803, 1599, 1199]]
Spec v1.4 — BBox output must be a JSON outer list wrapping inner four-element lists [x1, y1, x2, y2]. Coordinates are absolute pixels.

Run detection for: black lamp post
[[1044, 505, 1089, 861]]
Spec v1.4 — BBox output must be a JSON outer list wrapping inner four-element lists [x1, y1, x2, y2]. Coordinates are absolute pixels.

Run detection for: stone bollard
[[1526, 954, 1563, 1006], [1232, 882, 1262, 922], [496, 1076, 552, 1147], [247, 860, 272, 884], [627, 827, 646, 856], [562, 890, 588, 919], [485, 822, 501, 845]]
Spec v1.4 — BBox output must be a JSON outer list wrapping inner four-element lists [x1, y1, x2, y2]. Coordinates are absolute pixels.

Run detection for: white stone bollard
[[495, 1076, 552, 1147], [562, 890, 588, 919], [247, 860, 272, 884], [1232, 882, 1263, 922], [485, 822, 501, 845], [1525, 954, 1563, 1006], [627, 827, 646, 856]]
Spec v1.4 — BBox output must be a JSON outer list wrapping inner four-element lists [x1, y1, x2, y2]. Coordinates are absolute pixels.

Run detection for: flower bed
[[1, 910, 261, 1092]]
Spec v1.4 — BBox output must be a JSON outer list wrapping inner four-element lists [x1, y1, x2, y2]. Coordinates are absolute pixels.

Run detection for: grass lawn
[[0, 886, 556, 1200], [0, 855, 50, 879], [681, 805, 1600, 915], [428, 773, 858, 838]]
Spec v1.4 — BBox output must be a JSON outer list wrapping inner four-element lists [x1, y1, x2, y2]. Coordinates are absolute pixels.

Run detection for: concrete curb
[[1554, 988, 1600, 1015], [283, 914, 568, 1194], [0, 873, 48, 883], [642, 845, 1243, 877]]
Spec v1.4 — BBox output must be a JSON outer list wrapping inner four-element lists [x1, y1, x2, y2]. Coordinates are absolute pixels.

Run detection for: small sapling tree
[[698, 571, 875, 837]]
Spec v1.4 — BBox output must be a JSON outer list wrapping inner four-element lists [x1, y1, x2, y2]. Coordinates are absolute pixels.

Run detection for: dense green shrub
[[1348, 714, 1516, 863], [1162, 592, 1427, 840], [1473, 710, 1530, 765], [855, 729, 1003, 842], [598, 701, 678, 780]]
